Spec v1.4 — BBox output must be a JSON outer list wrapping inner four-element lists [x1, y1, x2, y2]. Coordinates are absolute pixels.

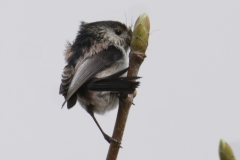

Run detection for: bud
[[130, 13, 150, 53], [219, 139, 235, 160]]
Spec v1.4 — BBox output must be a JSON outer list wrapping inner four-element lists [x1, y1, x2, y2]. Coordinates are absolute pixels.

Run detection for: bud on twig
[[219, 139, 236, 160], [130, 13, 150, 54]]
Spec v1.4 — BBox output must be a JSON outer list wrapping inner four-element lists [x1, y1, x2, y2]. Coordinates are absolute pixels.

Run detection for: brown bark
[[106, 13, 150, 160], [106, 51, 146, 160]]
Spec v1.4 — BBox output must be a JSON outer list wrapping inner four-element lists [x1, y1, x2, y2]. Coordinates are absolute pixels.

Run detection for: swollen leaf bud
[[219, 139, 235, 160], [130, 13, 150, 53]]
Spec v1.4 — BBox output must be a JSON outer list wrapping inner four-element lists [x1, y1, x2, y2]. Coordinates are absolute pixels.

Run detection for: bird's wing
[[61, 46, 123, 107]]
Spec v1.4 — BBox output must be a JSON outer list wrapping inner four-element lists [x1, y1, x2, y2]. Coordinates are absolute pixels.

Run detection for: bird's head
[[79, 21, 132, 52]]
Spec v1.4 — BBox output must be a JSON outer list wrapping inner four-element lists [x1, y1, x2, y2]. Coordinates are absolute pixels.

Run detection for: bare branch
[[106, 13, 150, 160]]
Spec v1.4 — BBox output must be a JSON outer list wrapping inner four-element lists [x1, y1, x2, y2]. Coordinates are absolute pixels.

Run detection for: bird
[[59, 20, 140, 143]]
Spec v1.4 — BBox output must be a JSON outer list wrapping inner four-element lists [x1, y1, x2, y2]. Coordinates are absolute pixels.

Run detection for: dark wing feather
[[61, 46, 123, 107]]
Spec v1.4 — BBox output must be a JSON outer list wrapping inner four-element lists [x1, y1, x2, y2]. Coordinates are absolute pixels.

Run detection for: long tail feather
[[86, 68, 140, 94]]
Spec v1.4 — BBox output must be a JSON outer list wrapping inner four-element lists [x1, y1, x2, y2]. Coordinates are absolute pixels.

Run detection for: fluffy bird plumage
[[59, 20, 139, 143]]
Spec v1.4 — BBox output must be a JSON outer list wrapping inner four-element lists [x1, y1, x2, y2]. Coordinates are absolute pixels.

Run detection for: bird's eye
[[115, 29, 122, 35]]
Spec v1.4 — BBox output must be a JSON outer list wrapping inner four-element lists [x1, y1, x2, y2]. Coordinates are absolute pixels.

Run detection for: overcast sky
[[1, 0, 240, 159]]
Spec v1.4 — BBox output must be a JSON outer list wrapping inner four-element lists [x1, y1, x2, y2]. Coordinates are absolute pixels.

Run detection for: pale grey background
[[1, 0, 240, 159]]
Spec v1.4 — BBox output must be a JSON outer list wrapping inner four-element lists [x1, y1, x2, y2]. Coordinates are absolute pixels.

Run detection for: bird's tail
[[86, 68, 140, 94]]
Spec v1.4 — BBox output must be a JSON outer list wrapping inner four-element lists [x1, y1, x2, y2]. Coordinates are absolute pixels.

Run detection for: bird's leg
[[87, 105, 120, 144]]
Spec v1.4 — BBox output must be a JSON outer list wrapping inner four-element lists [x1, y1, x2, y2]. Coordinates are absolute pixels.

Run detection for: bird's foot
[[103, 133, 122, 147]]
